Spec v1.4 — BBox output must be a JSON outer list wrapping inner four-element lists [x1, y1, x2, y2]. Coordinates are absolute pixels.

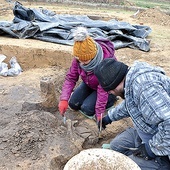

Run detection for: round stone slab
[[64, 148, 141, 170]]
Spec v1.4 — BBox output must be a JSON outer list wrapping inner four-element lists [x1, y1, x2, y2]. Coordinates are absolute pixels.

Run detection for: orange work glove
[[58, 100, 68, 116], [96, 113, 104, 132]]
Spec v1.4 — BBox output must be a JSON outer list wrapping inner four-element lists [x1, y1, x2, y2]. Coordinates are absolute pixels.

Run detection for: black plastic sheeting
[[0, 1, 152, 51]]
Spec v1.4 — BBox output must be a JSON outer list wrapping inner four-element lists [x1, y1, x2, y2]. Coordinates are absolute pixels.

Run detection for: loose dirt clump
[[136, 8, 170, 26], [4, 111, 58, 160]]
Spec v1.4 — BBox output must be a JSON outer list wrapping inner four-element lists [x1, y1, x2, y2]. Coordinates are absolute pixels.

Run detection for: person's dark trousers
[[69, 82, 117, 116], [110, 127, 170, 170]]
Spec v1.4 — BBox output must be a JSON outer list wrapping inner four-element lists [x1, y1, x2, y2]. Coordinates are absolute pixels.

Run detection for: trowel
[[63, 112, 66, 124], [98, 114, 103, 138]]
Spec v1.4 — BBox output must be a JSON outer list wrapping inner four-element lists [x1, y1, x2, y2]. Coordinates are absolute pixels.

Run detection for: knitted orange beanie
[[73, 27, 97, 61]]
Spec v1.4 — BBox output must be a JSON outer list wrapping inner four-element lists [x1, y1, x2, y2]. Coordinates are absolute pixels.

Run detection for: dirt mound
[[136, 8, 170, 26]]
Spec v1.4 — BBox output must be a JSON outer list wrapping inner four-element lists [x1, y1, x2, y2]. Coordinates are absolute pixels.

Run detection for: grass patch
[[129, 0, 170, 10]]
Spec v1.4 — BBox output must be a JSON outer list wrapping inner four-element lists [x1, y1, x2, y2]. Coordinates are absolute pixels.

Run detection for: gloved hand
[[97, 115, 112, 130], [132, 143, 156, 160], [58, 100, 68, 116]]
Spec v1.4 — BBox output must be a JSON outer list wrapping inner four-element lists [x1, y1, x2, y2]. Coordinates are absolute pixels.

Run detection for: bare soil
[[0, 0, 170, 169]]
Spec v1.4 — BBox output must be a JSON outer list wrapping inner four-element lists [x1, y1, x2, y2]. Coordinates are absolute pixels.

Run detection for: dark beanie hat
[[94, 58, 128, 92]]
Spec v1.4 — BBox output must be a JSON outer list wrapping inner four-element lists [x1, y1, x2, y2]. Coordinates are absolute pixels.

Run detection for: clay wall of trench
[[0, 37, 73, 70]]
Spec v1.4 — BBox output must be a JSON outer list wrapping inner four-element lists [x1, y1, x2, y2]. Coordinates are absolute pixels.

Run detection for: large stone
[[40, 76, 58, 109], [64, 148, 141, 170]]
